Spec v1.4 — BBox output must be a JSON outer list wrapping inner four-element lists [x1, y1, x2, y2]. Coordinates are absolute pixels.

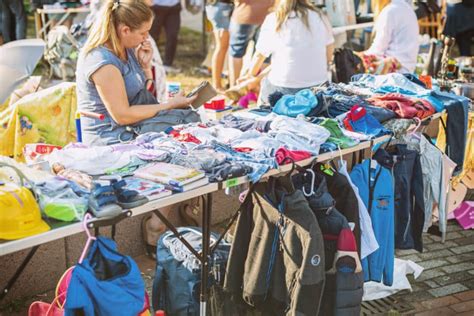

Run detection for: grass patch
[[156, 27, 210, 93]]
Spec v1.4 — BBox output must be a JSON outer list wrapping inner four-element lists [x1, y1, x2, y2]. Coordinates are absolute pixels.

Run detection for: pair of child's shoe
[[89, 177, 147, 218]]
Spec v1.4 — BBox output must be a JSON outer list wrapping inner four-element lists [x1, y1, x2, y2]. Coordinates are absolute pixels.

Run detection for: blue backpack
[[65, 236, 146, 316], [152, 227, 230, 315]]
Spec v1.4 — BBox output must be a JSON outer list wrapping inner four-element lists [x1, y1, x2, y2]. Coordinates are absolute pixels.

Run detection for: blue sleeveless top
[[76, 46, 147, 145]]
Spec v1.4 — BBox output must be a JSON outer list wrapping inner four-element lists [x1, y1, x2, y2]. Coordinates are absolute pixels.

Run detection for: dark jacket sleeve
[[223, 197, 254, 295], [411, 154, 425, 252], [326, 173, 361, 255], [290, 221, 326, 316]]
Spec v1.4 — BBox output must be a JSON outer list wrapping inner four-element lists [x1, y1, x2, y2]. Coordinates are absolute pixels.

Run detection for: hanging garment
[[224, 177, 325, 316], [292, 169, 365, 316], [320, 228, 364, 316], [432, 154, 457, 241], [373, 145, 425, 252], [350, 159, 395, 286], [405, 134, 444, 233], [315, 164, 361, 256], [338, 160, 379, 259], [65, 236, 145, 316], [433, 90, 470, 175], [291, 171, 350, 269]]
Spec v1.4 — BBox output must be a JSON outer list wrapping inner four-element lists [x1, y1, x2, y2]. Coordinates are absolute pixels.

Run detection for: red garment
[[368, 93, 435, 119], [275, 147, 312, 165], [168, 130, 201, 144], [234, 147, 254, 153], [338, 228, 358, 252]]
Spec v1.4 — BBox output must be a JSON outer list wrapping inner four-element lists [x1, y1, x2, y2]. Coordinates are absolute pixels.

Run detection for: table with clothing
[[1, 69, 471, 315]]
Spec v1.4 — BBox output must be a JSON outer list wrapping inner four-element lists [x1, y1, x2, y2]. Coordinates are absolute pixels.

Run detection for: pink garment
[[238, 91, 258, 108], [453, 201, 474, 230], [275, 147, 312, 165]]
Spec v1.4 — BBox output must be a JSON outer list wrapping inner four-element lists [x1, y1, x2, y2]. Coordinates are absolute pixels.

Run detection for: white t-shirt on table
[[256, 10, 334, 89]]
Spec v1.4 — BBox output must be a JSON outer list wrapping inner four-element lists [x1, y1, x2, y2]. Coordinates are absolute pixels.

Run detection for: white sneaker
[[163, 65, 181, 74]]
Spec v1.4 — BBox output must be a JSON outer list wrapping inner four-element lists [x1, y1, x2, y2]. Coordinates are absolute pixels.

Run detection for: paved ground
[[392, 220, 474, 315]]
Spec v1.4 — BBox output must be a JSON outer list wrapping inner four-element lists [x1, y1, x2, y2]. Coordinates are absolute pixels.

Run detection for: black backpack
[[332, 48, 365, 84]]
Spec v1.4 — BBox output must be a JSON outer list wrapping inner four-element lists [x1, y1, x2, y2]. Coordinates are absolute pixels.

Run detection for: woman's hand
[[167, 92, 198, 109], [137, 40, 153, 70], [236, 74, 261, 92]]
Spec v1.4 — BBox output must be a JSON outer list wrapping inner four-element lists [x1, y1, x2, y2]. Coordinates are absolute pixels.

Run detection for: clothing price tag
[[370, 160, 378, 170], [225, 178, 238, 188]]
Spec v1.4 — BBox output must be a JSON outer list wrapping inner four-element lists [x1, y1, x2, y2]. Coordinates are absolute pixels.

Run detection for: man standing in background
[[150, 0, 182, 73], [228, 0, 274, 86], [0, 0, 27, 43]]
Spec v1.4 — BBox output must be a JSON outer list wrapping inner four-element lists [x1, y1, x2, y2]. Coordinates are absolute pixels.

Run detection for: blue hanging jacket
[[65, 236, 145, 316], [350, 160, 395, 286]]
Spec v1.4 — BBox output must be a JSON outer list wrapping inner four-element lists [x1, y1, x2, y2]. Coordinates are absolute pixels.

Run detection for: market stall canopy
[[0, 39, 46, 104]]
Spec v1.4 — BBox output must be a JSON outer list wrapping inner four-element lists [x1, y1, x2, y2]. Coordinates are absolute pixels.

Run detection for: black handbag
[[332, 48, 365, 84]]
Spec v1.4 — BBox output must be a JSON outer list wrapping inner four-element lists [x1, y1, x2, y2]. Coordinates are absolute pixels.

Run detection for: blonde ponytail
[[82, 0, 153, 57], [274, 0, 318, 32]]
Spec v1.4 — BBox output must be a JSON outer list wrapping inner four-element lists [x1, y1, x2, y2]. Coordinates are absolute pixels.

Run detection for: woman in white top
[[238, 0, 334, 105], [365, 0, 419, 73]]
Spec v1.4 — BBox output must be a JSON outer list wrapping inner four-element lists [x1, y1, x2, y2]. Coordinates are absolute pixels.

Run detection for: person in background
[[205, 0, 234, 92], [239, 0, 334, 105], [149, 0, 182, 73], [228, 0, 273, 87], [362, 0, 419, 73], [443, 0, 474, 57], [0, 0, 26, 43]]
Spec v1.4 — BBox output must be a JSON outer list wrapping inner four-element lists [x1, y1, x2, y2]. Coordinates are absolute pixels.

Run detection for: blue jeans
[[432, 90, 470, 175], [1, 0, 26, 43], [229, 22, 258, 58], [373, 145, 425, 252], [205, 2, 233, 31]]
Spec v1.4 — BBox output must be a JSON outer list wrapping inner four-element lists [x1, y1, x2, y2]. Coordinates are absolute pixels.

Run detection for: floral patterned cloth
[[0, 82, 77, 161]]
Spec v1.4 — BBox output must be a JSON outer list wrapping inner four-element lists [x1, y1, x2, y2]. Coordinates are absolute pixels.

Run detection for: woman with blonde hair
[[238, 0, 335, 105], [76, 0, 198, 146]]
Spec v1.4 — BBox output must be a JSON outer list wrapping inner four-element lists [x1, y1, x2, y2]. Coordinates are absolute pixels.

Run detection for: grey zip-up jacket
[[224, 177, 325, 315]]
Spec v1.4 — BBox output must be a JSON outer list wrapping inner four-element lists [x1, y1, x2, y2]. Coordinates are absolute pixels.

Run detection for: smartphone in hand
[[186, 81, 218, 108]]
